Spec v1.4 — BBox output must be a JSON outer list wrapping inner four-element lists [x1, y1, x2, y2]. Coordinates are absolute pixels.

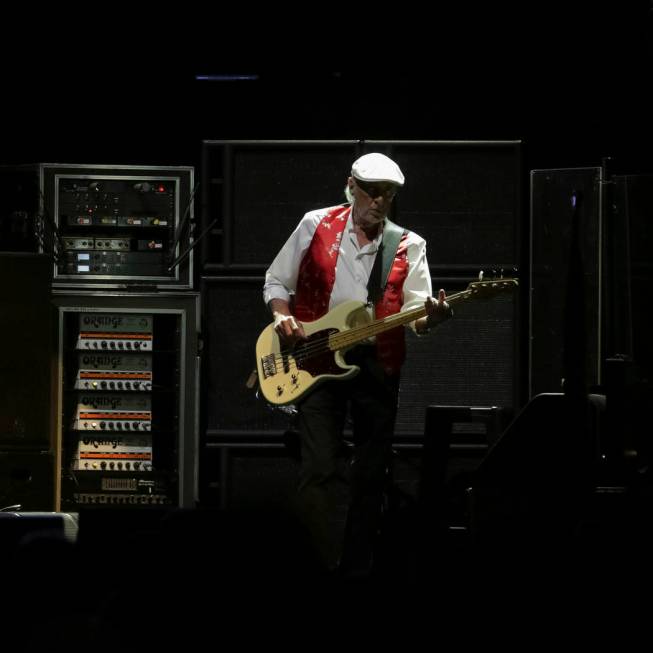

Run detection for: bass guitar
[[256, 276, 518, 406]]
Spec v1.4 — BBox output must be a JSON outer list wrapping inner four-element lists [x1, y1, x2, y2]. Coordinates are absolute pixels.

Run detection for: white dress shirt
[[263, 205, 432, 326]]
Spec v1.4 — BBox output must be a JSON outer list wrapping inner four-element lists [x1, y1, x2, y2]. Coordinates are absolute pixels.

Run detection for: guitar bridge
[[261, 354, 276, 379]]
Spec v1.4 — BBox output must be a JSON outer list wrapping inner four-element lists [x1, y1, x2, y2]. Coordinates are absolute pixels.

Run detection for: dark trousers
[[295, 345, 400, 573]]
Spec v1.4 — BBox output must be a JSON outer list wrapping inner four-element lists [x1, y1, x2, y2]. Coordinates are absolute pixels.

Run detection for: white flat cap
[[351, 152, 405, 187]]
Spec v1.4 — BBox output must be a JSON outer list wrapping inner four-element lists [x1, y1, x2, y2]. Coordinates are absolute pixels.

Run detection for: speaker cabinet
[[202, 276, 520, 440], [0, 450, 55, 511], [201, 277, 291, 438], [200, 140, 522, 274], [201, 440, 421, 516], [200, 140, 359, 270], [613, 173, 653, 379], [0, 253, 53, 448], [205, 443, 299, 510], [399, 277, 519, 434], [365, 140, 522, 270], [530, 167, 603, 397]]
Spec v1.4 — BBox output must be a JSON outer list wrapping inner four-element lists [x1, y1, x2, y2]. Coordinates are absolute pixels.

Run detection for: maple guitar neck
[[329, 288, 466, 351], [329, 277, 519, 351]]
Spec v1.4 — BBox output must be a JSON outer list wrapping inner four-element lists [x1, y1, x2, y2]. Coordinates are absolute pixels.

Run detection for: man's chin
[[361, 213, 385, 225]]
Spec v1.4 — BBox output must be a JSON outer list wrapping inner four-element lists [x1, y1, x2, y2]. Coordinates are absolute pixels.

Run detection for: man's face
[[349, 177, 397, 225]]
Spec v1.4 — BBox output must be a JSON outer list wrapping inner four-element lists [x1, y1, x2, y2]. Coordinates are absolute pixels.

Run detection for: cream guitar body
[[256, 300, 372, 405]]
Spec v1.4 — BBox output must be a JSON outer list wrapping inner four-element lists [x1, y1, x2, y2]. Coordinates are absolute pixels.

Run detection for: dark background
[[1, 2, 651, 173]]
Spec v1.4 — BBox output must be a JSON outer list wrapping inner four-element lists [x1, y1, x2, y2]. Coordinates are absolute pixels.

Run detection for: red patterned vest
[[293, 206, 410, 375]]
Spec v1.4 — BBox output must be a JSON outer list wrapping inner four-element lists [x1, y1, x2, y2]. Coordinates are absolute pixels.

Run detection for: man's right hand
[[273, 311, 306, 347]]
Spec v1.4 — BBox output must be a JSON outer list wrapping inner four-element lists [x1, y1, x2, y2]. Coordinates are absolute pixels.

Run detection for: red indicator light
[[157, 185, 165, 193]]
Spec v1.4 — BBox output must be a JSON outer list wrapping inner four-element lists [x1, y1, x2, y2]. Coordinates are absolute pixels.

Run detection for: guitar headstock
[[464, 273, 519, 299]]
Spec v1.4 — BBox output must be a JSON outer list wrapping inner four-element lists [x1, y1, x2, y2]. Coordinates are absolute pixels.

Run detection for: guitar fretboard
[[328, 280, 517, 351]]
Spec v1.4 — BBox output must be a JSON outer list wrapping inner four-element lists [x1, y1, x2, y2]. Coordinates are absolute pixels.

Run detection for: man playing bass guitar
[[263, 152, 453, 577]]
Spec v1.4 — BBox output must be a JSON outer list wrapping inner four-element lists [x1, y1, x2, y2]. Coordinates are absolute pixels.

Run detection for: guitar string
[[266, 282, 515, 372], [269, 316, 417, 375], [268, 286, 497, 372], [273, 312, 421, 373], [329, 282, 517, 353], [278, 304, 430, 366], [269, 289, 469, 372]]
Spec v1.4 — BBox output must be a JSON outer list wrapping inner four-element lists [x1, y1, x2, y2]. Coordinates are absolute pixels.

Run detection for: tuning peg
[[478, 270, 484, 281]]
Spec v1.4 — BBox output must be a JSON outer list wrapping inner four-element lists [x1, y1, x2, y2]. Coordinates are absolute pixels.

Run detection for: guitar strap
[[367, 218, 406, 304]]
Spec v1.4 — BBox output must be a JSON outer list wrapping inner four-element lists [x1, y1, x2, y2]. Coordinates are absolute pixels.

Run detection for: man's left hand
[[425, 288, 453, 328]]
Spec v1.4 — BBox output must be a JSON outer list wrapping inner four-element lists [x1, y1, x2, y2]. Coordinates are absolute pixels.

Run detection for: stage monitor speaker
[[0, 510, 77, 551], [470, 393, 604, 543], [421, 405, 506, 526], [474, 393, 603, 484], [530, 167, 603, 397], [0, 253, 53, 448], [202, 275, 520, 440]]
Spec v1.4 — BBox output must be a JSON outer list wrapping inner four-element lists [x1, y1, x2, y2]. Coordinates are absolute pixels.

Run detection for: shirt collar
[[346, 212, 385, 249]]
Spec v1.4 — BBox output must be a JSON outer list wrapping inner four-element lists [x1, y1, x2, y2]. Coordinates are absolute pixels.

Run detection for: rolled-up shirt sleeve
[[401, 236, 433, 331]]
